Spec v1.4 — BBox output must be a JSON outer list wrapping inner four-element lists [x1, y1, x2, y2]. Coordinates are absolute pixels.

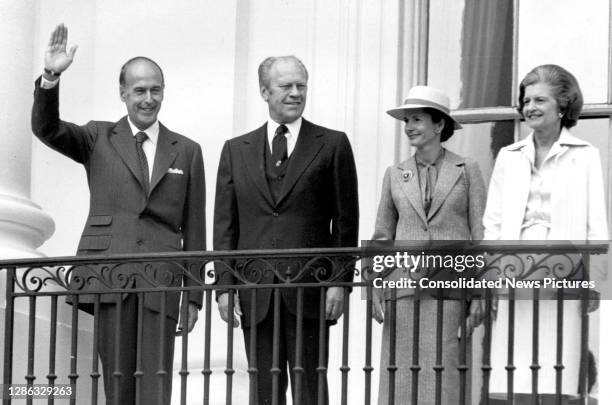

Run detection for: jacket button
[[272, 212, 279, 217], [137, 239, 144, 246]]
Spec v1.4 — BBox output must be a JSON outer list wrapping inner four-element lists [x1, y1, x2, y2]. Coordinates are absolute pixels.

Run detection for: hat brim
[[387, 103, 463, 130]]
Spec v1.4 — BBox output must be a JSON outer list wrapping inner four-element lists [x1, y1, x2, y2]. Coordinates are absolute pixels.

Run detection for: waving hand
[[44, 24, 78, 75]]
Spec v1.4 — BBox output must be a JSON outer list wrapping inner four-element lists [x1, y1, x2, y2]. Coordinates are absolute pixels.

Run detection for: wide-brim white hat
[[387, 85, 462, 129]]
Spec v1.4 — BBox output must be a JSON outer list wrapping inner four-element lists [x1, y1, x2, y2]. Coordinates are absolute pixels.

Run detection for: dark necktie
[[135, 131, 150, 194], [272, 124, 288, 167]]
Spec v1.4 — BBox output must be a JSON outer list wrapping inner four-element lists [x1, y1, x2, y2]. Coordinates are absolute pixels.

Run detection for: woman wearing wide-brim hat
[[372, 85, 487, 404]]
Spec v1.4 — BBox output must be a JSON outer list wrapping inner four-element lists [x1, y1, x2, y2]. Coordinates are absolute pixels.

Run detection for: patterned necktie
[[135, 131, 150, 194], [423, 164, 436, 215], [272, 124, 288, 167]]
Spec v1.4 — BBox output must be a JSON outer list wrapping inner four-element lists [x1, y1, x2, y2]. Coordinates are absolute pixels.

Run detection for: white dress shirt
[[266, 117, 302, 156], [520, 136, 554, 238], [40, 76, 60, 89], [126, 119, 159, 181]]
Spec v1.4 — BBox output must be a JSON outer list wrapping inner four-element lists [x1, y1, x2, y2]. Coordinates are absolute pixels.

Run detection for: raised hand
[[44, 24, 78, 74]]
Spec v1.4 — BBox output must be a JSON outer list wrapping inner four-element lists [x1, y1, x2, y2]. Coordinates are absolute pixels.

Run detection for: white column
[[0, 0, 55, 260], [0, 0, 55, 399]]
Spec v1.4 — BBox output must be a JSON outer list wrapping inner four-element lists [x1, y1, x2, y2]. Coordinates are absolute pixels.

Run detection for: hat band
[[402, 97, 450, 114]]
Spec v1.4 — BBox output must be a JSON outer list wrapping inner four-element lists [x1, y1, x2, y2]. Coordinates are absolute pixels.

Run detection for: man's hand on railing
[[587, 290, 600, 313], [464, 296, 498, 337], [465, 299, 484, 337], [176, 303, 199, 336], [217, 292, 242, 327], [371, 289, 384, 324], [325, 287, 345, 321]]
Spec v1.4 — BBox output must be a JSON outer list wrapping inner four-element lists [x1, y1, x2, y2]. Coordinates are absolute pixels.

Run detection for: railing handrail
[[0, 241, 607, 268], [9, 282, 365, 297]]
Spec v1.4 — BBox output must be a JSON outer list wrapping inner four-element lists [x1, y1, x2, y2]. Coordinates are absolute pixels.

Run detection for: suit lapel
[[276, 119, 324, 206], [239, 124, 275, 207], [150, 123, 178, 194], [397, 159, 428, 225], [109, 117, 147, 193], [427, 151, 463, 220]]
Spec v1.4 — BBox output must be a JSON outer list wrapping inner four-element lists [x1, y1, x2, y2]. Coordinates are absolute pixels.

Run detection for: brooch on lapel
[[401, 169, 413, 182]]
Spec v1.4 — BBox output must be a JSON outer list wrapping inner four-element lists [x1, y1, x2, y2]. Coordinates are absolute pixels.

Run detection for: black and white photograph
[[0, 1, 611, 404]]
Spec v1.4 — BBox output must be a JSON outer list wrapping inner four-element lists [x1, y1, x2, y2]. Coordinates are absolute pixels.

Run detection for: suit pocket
[[78, 235, 111, 251], [87, 215, 112, 226]]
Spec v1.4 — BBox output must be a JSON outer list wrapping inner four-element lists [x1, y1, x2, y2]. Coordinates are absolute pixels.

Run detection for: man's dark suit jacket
[[213, 119, 359, 327], [31, 78, 205, 320]]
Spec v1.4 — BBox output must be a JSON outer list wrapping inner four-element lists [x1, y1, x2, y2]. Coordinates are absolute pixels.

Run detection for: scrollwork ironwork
[[3, 247, 598, 297]]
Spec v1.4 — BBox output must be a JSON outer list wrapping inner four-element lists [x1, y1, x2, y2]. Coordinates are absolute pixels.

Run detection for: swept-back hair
[[258, 55, 308, 89], [517, 64, 583, 129]]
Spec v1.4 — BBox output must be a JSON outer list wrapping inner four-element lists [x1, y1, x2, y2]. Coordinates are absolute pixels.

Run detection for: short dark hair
[[119, 56, 165, 87], [517, 64, 583, 129], [423, 107, 455, 142], [258, 56, 308, 89]]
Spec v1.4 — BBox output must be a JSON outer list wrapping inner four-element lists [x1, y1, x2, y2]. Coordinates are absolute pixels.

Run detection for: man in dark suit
[[214, 55, 359, 405], [31, 24, 205, 404]]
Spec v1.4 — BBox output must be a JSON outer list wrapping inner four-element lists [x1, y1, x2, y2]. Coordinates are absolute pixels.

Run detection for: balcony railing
[[0, 242, 607, 405]]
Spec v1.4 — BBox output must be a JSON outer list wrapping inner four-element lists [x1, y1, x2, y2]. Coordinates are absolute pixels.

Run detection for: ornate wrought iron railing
[[0, 241, 607, 405]]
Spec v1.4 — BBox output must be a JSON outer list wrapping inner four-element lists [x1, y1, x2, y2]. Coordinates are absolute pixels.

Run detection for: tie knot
[[135, 131, 148, 144], [274, 124, 288, 139]]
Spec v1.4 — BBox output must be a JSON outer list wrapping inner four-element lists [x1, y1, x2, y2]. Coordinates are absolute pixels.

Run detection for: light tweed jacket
[[372, 149, 487, 298]]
